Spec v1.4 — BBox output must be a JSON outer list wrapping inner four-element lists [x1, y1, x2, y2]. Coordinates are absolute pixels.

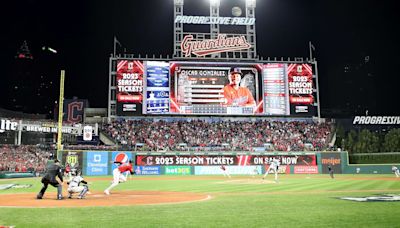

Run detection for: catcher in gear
[[67, 170, 89, 199]]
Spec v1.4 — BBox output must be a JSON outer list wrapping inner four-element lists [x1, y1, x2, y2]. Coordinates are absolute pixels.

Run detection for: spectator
[[102, 119, 332, 152]]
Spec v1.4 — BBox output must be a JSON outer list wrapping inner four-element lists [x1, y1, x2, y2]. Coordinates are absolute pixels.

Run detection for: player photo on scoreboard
[[169, 62, 262, 115]]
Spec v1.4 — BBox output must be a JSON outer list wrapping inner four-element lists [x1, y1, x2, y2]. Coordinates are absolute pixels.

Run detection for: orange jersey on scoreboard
[[223, 85, 255, 106]]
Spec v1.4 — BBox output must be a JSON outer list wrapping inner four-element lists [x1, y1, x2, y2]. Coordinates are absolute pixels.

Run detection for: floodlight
[[174, 0, 184, 6], [246, 0, 256, 8], [210, 0, 220, 7]]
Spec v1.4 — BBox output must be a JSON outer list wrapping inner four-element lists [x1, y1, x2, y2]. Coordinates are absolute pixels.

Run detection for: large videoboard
[[168, 62, 262, 115], [115, 60, 317, 116]]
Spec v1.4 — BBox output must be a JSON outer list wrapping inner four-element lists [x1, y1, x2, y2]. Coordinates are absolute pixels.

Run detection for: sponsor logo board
[[164, 166, 192, 175], [86, 152, 108, 175], [194, 166, 261, 175], [134, 166, 161, 175], [294, 166, 319, 174]]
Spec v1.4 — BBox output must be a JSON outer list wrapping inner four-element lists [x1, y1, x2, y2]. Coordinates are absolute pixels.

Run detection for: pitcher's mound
[[0, 191, 211, 208]]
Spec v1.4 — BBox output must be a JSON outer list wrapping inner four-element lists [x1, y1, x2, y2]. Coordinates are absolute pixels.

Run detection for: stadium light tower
[[246, 0, 256, 8], [174, 0, 183, 5], [210, 0, 220, 7]]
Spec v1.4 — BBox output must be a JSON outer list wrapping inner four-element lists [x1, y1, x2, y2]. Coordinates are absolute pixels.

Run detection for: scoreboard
[[114, 60, 317, 117], [171, 62, 260, 115]]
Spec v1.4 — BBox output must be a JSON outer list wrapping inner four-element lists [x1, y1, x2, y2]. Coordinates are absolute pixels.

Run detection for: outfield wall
[[57, 150, 398, 176], [340, 151, 398, 174]]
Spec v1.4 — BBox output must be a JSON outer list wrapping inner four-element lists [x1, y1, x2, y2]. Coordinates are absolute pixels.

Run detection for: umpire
[[37, 159, 64, 200], [328, 164, 334, 179]]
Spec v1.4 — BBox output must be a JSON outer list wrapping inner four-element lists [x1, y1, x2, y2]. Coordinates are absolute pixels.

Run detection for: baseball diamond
[[1, 0, 400, 227], [1, 175, 400, 228]]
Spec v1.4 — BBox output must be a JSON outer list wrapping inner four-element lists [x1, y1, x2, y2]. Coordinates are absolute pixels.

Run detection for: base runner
[[220, 165, 231, 178], [104, 160, 134, 195]]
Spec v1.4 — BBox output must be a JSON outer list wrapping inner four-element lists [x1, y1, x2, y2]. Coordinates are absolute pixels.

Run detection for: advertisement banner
[[86, 152, 108, 175], [287, 64, 316, 116], [134, 166, 161, 175], [62, 151, 83, 172], [116, 60, 144, 116], [264, 165, 289, 174], [136, 154, 316, 166], [111, 152, 133, 170], [321, 153, 342, 174], [194, 165, 261, 175], [294, 166, 319, 174], [0, 119, 18, 133], [83, 125, 93, 141], [164, 166, 192, 175]]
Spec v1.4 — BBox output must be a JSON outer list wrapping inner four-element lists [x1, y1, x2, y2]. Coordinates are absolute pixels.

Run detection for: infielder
[[328, 164, 334, 179], [67, 170, 89, 199], [220, 165, 231, 178], [252, 167, 259, 178], [392, 166, 400, 178], [104, 160, 134, 195], [262, 158, 280, 183]]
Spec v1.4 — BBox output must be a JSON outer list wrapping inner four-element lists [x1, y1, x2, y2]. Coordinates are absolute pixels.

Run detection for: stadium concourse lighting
[[209, 0, 220, 7]]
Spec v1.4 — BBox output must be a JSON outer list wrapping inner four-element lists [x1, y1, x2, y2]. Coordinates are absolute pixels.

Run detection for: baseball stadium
[[1, 0, 400, 227]]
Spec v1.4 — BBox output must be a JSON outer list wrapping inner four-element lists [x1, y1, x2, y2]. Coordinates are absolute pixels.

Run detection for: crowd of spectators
[[0, 145, 51, 174], [103, 119, 332, 152]]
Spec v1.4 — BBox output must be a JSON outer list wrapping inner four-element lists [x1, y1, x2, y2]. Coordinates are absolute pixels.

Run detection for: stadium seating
[[102, 119, 332, 152], [0, 145, 50, 174]]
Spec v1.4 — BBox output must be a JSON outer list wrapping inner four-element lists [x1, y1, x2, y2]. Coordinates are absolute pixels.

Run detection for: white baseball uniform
[[263, 158, 280, 182], [392, 166, 400, 177], [67, 175, 88, 198]]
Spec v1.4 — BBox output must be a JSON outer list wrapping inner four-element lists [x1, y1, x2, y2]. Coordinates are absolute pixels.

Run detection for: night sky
[[0, 0, 399, 116]]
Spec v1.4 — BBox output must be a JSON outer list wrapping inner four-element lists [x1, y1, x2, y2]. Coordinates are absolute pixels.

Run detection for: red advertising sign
[[116, 60, 144, 103], [287, 64, 313, 105], [265, 165, 290, 174], [294, 166, 319, 174], [136, 154, 316, 166]]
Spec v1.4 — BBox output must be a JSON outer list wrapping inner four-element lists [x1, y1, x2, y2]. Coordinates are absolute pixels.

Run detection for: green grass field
[[1, 174, 400, 228]]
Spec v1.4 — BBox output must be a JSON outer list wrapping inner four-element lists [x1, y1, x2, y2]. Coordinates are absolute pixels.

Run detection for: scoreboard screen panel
[[143, 61, 170, 114], [169, 62, 262, 115], [287, 64, 316, 116], [116, 60, 144, 116], [113, 60, 317, 117], [262, 64, 290, 115]]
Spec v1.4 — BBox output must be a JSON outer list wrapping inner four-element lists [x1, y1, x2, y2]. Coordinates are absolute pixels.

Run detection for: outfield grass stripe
[[2, 175, 400, 228]]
